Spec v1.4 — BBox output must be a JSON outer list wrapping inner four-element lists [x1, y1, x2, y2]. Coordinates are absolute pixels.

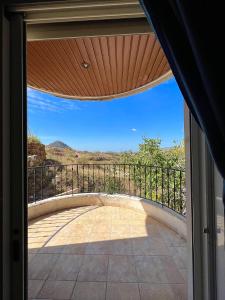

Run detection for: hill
[[47, 140, 72, 149], [45, 146, 122, 165]]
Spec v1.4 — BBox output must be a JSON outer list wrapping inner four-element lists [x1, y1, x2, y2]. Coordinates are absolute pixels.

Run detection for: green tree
[[121, 138, 185, 169], [120, 138, 185, 213]]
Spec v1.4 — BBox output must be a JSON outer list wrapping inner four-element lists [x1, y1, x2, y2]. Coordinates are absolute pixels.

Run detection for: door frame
[[185, 104, 217, 300]]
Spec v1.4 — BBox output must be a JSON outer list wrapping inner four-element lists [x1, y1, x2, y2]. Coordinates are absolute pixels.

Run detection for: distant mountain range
[[47, 141, 72, 149]]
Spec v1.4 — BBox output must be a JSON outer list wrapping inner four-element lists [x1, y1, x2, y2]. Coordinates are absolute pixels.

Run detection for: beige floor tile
[[111, 224, 130, 235], [37, 280, 75, 299], [109, 239, 133, 255], [139, 283, 187, 300], [108, 255, 137, 282], [28, 253, 59, 280], [91, 224, 111, 234], [71, 282, 106, 300], [129, 226, 149, 236], [159, 227, 186, 247], [28, 253, 35, 263], [77, 255, 108, 282], [28, 242, 45, 254], [39, 244, 64, 254], [39, 237, 66, 254], [28, 280, 44, 298], [48, 254, 83, 280], [88, 232, 110, 242], [179, 269, 188, 283], [135, 256, 184, 284], [169, 246, 187, 269], [62, 241, 88, 254], [85, 240, 112, 255], [28, 236, 49, 243], [132, 237, 169, 255], [106, 283, 140, 300]]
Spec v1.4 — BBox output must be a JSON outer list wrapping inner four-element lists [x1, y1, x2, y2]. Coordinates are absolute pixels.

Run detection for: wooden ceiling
[[27, 33, 171, 100]]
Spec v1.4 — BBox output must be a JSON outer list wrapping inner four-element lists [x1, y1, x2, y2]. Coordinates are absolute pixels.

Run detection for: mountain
[[47, 141, 72, 149]]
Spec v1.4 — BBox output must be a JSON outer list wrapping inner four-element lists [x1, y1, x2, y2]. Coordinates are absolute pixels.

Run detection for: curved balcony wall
[[28, 193, 187, 239]]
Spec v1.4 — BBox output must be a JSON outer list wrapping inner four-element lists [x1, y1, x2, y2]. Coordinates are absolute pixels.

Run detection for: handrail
[[27, 163, 186, 215]]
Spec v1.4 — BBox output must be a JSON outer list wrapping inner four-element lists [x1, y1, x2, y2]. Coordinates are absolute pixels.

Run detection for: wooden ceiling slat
[[121, 35, 131, 92], [27, 33, 171, 100], [70, 39, 98, 96], [47, 40, 84, 95], [116, 35, 124, 94], [75, 39, 101, 96], [62, 39, 90, 95], [91, 37, 110, 95], [141, 38, 159, 86], [108, 36, 118, 94], [83, 38, 106, 96], [29, 42, 77, 95], [153, 56, 168, 81], [126, 35, 140, 91], [135, 34, 153, 88], [47, 41, 79, 94], [131, 34, 149, 90], [100, 37, 114, 96], [148, 47, 165, 82]]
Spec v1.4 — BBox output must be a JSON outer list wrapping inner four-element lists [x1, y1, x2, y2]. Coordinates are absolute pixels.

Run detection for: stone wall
[[27, 141, 46, 166]]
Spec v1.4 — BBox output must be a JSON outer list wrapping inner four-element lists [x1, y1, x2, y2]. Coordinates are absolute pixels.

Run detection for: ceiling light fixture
[[81, 62, 90, 69]]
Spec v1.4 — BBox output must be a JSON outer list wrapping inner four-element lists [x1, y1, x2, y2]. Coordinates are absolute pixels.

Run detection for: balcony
[[28, 164, 187, 300]]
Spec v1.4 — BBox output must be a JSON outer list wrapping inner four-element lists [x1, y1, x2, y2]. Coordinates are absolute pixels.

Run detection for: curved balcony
[[28, 164, 187, 300]]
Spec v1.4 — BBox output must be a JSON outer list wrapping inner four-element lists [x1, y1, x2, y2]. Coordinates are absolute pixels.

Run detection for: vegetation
[[27, 134, 41, 144], [27, 137, 186, 214], [121, 138, 185, 169], [46, 143, 121, 165]]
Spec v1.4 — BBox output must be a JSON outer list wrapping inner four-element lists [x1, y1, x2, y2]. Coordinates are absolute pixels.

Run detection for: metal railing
[[27, 163, 186, 215]]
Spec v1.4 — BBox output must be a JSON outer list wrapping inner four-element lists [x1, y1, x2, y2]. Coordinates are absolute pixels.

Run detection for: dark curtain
[[140, 0, 225, 194]]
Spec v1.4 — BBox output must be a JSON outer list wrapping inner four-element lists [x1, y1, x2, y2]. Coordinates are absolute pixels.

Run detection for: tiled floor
[[28, 206, 187, 300]]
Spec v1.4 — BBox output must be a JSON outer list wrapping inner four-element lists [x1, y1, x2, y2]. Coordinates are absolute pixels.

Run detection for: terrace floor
[[28, 206, 187, 300]]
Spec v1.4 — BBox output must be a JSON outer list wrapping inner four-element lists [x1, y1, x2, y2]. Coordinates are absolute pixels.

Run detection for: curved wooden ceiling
[[27, 33, 171, 100]]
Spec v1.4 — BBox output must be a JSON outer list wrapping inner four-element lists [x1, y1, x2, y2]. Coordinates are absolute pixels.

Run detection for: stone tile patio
[[28, 206, 187, 300]]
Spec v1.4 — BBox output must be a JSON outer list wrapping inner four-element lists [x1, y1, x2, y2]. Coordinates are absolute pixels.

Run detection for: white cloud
[[27, 88, 81, 113], [131, 128, 137, 132]]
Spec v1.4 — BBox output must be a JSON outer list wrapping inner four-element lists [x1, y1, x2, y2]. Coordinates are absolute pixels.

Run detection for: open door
[[2, 1, 219, 300]]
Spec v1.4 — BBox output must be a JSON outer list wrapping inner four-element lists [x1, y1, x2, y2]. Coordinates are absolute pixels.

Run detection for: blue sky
[[28, 77, 184, 152]]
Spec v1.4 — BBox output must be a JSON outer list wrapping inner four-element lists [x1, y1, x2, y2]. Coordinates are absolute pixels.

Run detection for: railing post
[[87, 164, 90, 193], [144, 165, 147, 199], [33, 168, 36, 203], [128, 164, 131, 194], [61, 167, 63, 194], [41, 166, 43, 200], [104, 164, 106, 192], [92, 164, 95, 192], [123, 164, 126, 194], [150, 167, 152, 200], [173, 169, 176, 210], [167, 168, 170, 208], [72, 165, 74, 195], [113, 165, 116, 192], [156, 167, 158, 202], [83, 164, 85, 192], [65, 165, 68, 194], [54, 166, 56, 196], [77, 164, 79, 192], [161, 167, 164, 207], [180, 170, 183, 213]]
